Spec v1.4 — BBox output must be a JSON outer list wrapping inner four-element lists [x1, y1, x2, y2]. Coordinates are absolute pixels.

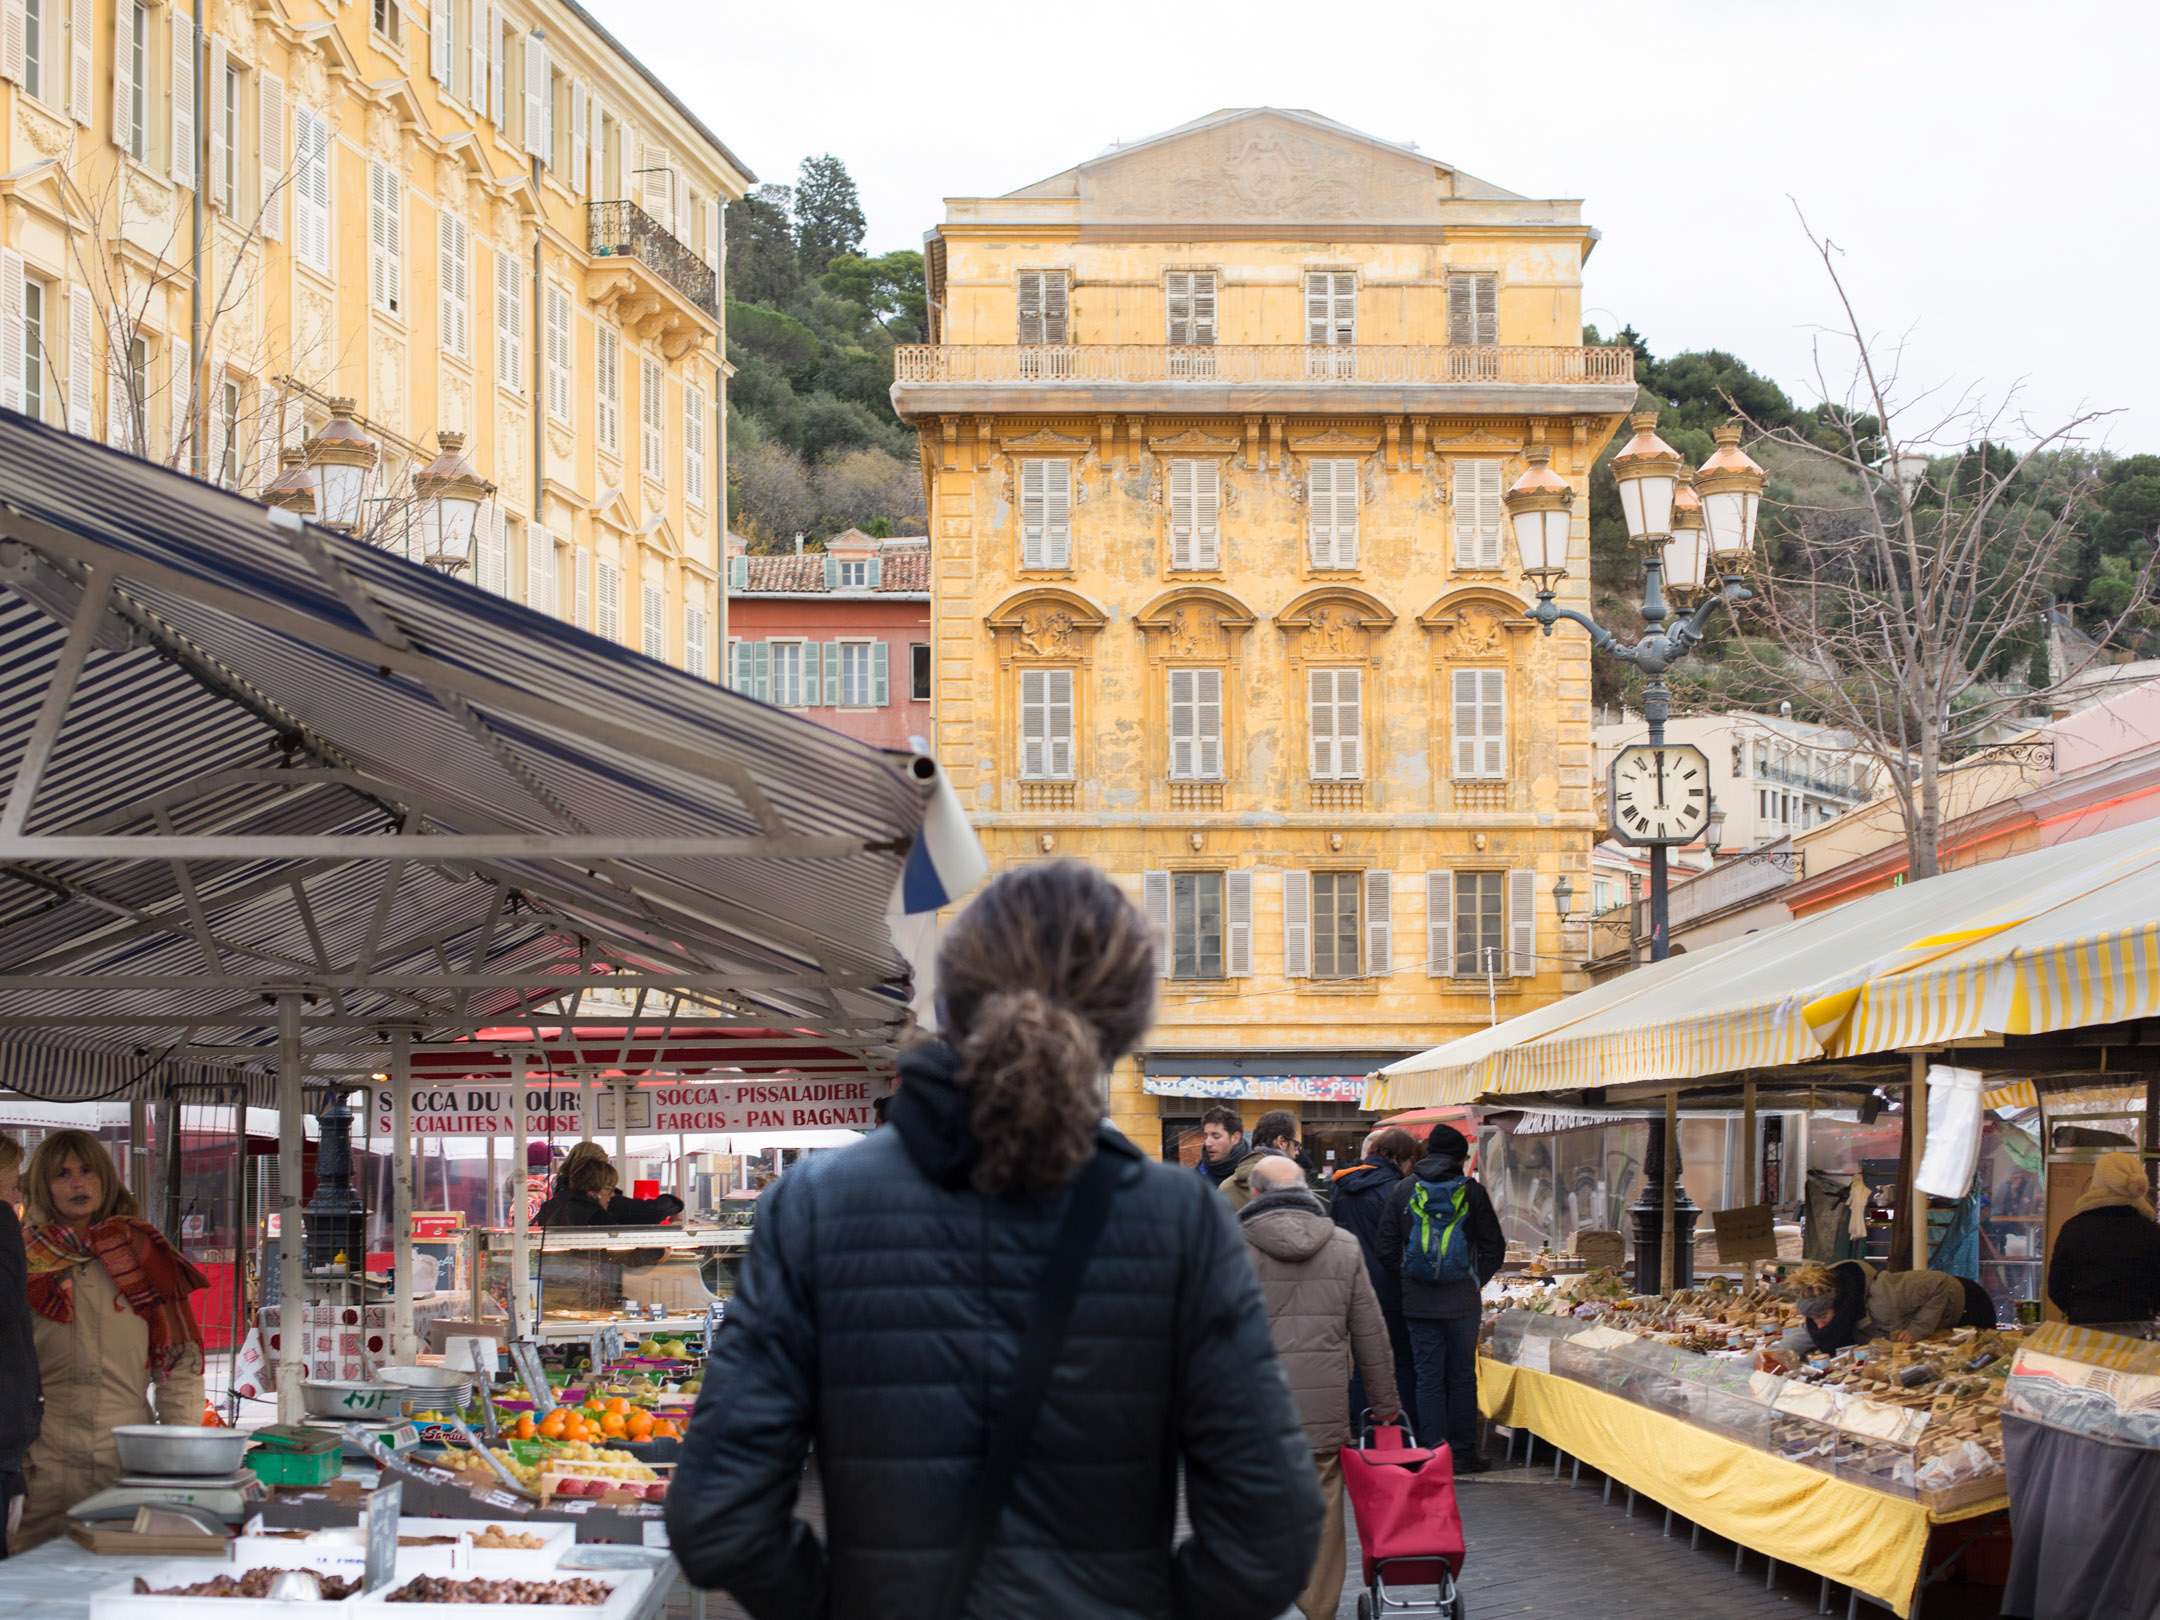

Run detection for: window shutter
[[295, 106, 330, 273], [1334, 458, 1358, 567], [872, 641, 889, 706], [0, 251, 24, 414], [1041, 270, 1068, 343], [587, 91, 604, 201], [488, 6, 503, 126], [727, 553, 747, 590], [169, 11, 194, 187], [1167, 271, 1215, 347], [1194, 459, 1220, 568], [1447, 274, 1473, 347], [1193, 271, 1216, 345], [205, 36, 227, 208], [569, 79, 586, 191], [684, 603, 706, 678], [639, 581, 663, 658], [474, 502, 503, 593], [1020, 459, 1044, 568], [1366, 869, 1393, 976], [1046, 667, 1073, 777], [1337, 667, 1362, 778], [750, 637, 769, 701], [1283, 870, 1311, 978], [1308, 667, 1333, 778], [823, 552, 839, 590], [595, 558, 617, 636], [1165, 271, 1190, 345], [1168, 667, 1193, 778], [1307, 458, 1333, 567], [1306, 272, 1353, 345], [1225, 870, 1253, 976], [1195, 667, 1222, 779], [1452, 670, 1477, 778], [429, 0, 450, 81], [822, 642, 840, 706], [684, 385, 704, 504], [496, 248, 522, 390], [640, 144, 670, 229], [471, 0, 491, 116], [256, 72, 282, 238], [1452, 460, 1504, 568], [1478, 669, 1505, 777], [1016, 269, 1041, 343], [1020, 668, 1046, 777], [595, 325, 618, 450], [1045, 459, 1071, 566], [205, 369, 228, 486], [70, 0, 93, 125], [1168, 459, 1193, 570], [866, 556, 882, 588], [525, 523, 552, 613], [1305, 272, 1330, 345], [66, 285, 93, 434], [1508, 868, 1535, 977], [1474, 274, 1497, 346], [521, 32, 545, 157], [1426, 871, 1452, 978], [438, 214, 466, 358], [165, 338, 188, 464], [108, 0, 128, 148], [369, 160, 401, 314], [1142, 871, 1171, 978], [572, 545, 590, 626]]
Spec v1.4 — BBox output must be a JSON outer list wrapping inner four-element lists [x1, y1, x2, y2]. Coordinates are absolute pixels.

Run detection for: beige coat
[[1240, 1192, 1397, 1451], [1865, 1267, 1967, 1340], [10, 1255, 205, 1554]]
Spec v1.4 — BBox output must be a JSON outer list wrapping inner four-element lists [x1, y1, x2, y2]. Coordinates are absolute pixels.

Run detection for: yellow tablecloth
[[1479, 1358, 2006, 1618]]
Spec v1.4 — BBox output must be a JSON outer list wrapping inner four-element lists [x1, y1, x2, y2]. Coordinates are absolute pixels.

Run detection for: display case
[[1487, 1310, 1582, 1370], [1677, 1355, 1785, 1448], [1768, 1382, 1845, 1474], [476, 1225, 751, 1343], [1833, 1394, 1931, 1497]]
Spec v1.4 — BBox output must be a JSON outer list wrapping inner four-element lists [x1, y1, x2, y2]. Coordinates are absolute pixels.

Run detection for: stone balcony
[[587, 201, 719, 342], [890, 343, 1638, 421]]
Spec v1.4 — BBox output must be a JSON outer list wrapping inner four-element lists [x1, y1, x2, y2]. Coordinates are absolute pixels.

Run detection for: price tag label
[[365, 1480, 403, 1592], [390, 1424, 418, 1450], [477, 1488, 523, 1512]]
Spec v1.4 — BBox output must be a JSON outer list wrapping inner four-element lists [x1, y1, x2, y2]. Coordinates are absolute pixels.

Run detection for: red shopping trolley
[[1340, 1416, 1467, 1620]]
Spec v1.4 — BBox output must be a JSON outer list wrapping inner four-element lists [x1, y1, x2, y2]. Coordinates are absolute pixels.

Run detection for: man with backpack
[[1375, 1125, 1505, 1472]]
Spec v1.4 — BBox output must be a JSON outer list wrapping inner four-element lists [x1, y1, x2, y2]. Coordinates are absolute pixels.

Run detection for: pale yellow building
[[892, 109, 1638, 1161], [0, 0, 744, 672]]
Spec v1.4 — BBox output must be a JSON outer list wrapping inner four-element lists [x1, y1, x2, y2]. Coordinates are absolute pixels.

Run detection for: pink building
[[724, 531, 932, 751]]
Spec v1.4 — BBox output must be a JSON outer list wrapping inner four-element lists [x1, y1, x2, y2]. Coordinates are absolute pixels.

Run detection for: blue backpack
[[1402, 1175, 1474, 1285]]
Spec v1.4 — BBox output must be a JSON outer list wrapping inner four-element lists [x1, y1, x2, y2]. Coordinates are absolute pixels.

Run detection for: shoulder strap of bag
[[933, 1146, 1122, 1620]]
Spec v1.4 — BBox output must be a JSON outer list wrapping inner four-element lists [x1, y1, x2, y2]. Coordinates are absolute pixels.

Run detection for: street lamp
[[1704, 795, 1727, 858], [259, 448, 317, 518], [303, 397, 379, 533], [1551, 875, 1575, 922], [413, 431, 492, 573]]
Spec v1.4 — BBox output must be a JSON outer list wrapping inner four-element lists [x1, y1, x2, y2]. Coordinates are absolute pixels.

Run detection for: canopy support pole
[[129, 1097, 148, 1211], [1742, 1077, 1758, 1207], [511, 1049, 530, 1339], [1661, 1091, 1678, 1297], [392, 1030, 416, 1364], [1910, 1053, 1930, 1271], [615, 1077, 628, 1170], [2146, 1074, 2158, 1203], [275, 993, 304, 1427], [227, 1080, 246, 1423]]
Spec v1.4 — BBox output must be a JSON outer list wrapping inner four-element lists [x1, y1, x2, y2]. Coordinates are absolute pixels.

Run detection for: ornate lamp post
[[303, 398, 380, 533], [413, 431, 492, 573], [1506, 412, 1766, 1291], [259, 448, 317, 518]]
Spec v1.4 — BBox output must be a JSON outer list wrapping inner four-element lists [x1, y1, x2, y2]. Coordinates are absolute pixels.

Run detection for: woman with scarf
[[10, 1130, 204, 1554], [2048, 1152, 2160, 1326]]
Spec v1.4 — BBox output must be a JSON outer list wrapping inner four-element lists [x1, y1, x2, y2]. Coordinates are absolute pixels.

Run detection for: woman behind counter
[[2048, 1152, 2160, 1326], [10, 1130, 204, 1554], [535, 1143, 684, 1229]]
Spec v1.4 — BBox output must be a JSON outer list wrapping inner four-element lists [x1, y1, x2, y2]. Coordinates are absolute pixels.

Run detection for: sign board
[[368, 1083, 584, 1137], [411, 1212, 464, 1241], [1711, 1203, 1780, 1265], [587, 1087, 654, 1133], [367, 1078, 889, 1136], [181, 1213, 206, 1238], [365, 1480, 402, 1592], [265, 1213, 280, 1237], [633, 1080, 886, 1133], [509, 1340, 556, 1414]]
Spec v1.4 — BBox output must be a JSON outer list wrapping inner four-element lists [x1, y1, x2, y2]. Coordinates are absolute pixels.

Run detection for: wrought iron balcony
[[589, 201, 718, 319]]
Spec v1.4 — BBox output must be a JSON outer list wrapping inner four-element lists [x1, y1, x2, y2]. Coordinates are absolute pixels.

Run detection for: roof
[[554, 0, 755, 187], [0, 408, 936, 1103], [737, 547, 929, 596]]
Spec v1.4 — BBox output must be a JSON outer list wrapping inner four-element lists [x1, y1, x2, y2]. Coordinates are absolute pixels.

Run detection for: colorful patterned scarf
[[24, 1217, 207, 1381]]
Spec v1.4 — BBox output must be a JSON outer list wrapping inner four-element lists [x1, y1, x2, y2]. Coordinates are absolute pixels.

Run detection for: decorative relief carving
[[1147, 427, 1243, 457], [439, 368, 470, 434], [1431, 428, 1522, 453], [369, 332, 403, 418], [1289, 428, 1381, 456], [1168, 604, 1223, 659], [438, 166, 468, 214], [365, 105, 398, 162], [16, 100, 70, 157], [1452, 605, 1507, 657], [298, 288, 334, 371], [496, 406, 527, 503], [295, 54, 329, 109], [998, 427, 1093, 455], [1015, 608, 1079, 660], [1303, 604, 1368, 660], [545, 418, 575, 461]]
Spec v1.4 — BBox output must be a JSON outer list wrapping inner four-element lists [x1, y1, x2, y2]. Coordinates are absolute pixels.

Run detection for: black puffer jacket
[[667, 1043, 1322, 1620], [1329, 1157, 1403, 1315]]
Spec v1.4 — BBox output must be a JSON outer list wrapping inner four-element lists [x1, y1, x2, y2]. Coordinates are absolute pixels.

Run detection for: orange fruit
[[604, 1397, 629, 1416], [625, 1412, 653, 1440], [537, 1410, 567, 1439], [599, 1412, 627, 1437], [650, 1419, 678, 1439]]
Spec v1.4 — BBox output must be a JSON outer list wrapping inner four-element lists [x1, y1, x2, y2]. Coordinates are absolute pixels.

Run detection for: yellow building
[[892, 109, 1638, 1161], [0, 0, 744, 672]]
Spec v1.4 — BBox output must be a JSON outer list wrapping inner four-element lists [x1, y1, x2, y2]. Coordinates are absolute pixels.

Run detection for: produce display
[[469, 1528, 548, 1551], [439, 1441, 663, 1497], [133, 1571, 363, 1601], [385, 1578, 610, 1606]]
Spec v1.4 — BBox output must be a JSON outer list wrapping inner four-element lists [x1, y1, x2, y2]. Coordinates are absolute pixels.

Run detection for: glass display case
[[1487, 1310, 1581, 1369], [1833, 1395, 1931, 1498], [474, 1225, 752, 1342], [1768, 1382, 1845, 1474], [1677, 1355, 1785, 1448]]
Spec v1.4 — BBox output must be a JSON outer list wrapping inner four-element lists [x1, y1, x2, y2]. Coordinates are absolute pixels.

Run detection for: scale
[[302, 1416, 421, 1458], [71, 1469, 268, 1524]]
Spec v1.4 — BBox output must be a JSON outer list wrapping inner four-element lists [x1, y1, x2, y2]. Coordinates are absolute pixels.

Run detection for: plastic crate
[[249, 1446, 343, 1487]]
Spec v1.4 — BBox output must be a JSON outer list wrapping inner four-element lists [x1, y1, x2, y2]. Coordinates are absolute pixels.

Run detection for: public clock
[[1608, 743, 1712, 845]]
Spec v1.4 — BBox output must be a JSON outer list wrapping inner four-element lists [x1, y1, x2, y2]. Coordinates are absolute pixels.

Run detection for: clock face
[[1609, 744, 1712, 845]]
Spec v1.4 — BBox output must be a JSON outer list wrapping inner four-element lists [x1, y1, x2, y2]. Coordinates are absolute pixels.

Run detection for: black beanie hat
[[1426, 1123, 1469, 1160]]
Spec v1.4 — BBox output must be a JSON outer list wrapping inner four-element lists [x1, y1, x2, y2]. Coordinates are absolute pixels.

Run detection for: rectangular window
[[595, 325, 619, 452], [1165, 270, 1215, 346], [1308, 667, 1362, 779], [640, 354, 663, 480], [218, 56, 239, 213], [294, 104, 331, 273], [20, 0, 41, 99], [1311, 871, 1361, 980], [596, 557, 620, 640], [1016, 268, 1068, 344], [127, 1, 146, 161], [1167, 458, 1220, 570], [21, 277, 43, 421], [1019, 459, 1071, 569], [215, 376, 238, 486], [910, 642, 931, 702], [1453, 871, 1505, 977], [439, 213, 468, 360], [367, 160, 401, 315], [1452, 668, 1505, 779], [839, 641, 874, 707], [1172, 872, 1224, 981], [543, 283, 571, 421], [769, 640, 804, 707], [1447, 273, 1498, 347], [1306, 457, 1359, 568], [683, 382, 705, 505], [494, 246, 522, 389], [1019, 667, 1074, 779], [831, 559, 865, 589], [1305, 271, 1355, 377], [1452, 459, 1504, 569], [1167, 667, 1222, 781], [371, 0, 401, 47], [683, 602, 707, 677], [640, 581, 663, 659]]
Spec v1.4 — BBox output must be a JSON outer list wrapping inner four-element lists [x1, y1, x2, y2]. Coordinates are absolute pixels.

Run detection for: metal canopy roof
[[0, 409, 930, 1102], [405, 1024, 874, 1080]]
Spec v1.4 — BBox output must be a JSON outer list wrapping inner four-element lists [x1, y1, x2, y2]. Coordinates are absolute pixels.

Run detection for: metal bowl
[[376, 1365, 474, 1406], [112, 1423, 255, 1476], [301, 1380, 407, 1420]]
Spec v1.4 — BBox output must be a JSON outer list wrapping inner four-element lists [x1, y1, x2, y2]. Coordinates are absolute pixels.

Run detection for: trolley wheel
[[1356, 1593, 1372, 1620], [1445, 1587, 1467, 1620]]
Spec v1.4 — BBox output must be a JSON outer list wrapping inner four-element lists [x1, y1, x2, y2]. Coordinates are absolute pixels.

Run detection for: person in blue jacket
[[1329, 1126, 1421, 1421]]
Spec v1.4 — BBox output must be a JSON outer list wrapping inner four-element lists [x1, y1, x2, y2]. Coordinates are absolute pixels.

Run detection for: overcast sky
[[594, 0, 2159, 448]]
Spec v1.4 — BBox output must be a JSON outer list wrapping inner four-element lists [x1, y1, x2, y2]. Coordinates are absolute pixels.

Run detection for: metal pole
[[615, 1077, 628, 1172], [512, 1049, 531, 1338], [161, 1093, 183, 1241], [1661, 1091, 1678, 1296], [129, 1097, 149, 1209], [392, 1030, 416, 1363], [1645, 671, 1671, 964], [1910, 1052, 1930, 1270], [1743, 1077, 1758, 1206], [227, 1081, 245, 1421], [275, 994, 304, 1426], [1485, 947, 1498, 1027], [188, 0, 203, 478]]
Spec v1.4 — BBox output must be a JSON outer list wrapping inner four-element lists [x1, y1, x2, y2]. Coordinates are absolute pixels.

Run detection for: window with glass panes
[[839, 642, 874, 706], [910, 643, 931, 702], [1171, 872, 1225, 980], [22, 280, 43, 420], [1311, 872, 1361, 979], [1453, 871, 1506, 976], [769, 641, 805, 707], [21, 0, 40, 98]]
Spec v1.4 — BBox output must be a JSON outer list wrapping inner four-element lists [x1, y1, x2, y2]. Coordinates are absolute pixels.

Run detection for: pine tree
[[726, 185, 798, 306], [794, 155, 867, 279]]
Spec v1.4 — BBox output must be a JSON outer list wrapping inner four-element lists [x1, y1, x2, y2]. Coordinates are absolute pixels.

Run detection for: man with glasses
[[1220, 1109, 1303, 1212]]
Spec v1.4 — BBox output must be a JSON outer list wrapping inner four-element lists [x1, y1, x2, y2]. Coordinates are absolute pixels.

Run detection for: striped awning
[[1368, 818, 2160, 1111]]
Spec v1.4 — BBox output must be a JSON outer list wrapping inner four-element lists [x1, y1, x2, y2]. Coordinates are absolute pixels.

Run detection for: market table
[[1479, 1357, 2006, 1618], [0, 1539, 684, 1620]]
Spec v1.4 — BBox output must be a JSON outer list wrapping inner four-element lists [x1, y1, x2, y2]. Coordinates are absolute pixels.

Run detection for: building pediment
[[997, 427, 1094, 455], [1288, 427, 1382, 457], [1147, 428, 1243, 457]]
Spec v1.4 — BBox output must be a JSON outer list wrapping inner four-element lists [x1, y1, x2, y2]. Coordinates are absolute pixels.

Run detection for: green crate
[[248, 1446, 342, 1487]]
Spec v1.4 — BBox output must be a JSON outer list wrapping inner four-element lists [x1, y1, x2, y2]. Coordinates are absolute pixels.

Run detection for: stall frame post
[[129, 1097, 149, 1209], [2145, 1074, 2158, 1202], [614, 1077, 628, 1171], [1910, 1052, 1930, 1271], [391, 1029, 417, 1364], [1660, 1091, 1678, 1296], [275, 993, 304, 1426], [227, 1079, 247, 1422], [511, 1048, 531, 1339], [1742, 1077, 1758, 1207]]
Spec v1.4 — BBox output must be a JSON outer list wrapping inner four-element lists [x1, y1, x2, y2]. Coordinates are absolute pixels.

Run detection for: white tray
[[388, 1518, 575, 1577], [91, 1560, 368, 1620], [355, 1567, 649, 1620]]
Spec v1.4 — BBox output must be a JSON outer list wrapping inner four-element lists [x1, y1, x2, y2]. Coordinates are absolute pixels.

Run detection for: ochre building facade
[[892, 109, 1636, 1162]]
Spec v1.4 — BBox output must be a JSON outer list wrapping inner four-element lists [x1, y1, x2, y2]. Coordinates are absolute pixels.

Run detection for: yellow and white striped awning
[[1368, 819, 2160, 1112]]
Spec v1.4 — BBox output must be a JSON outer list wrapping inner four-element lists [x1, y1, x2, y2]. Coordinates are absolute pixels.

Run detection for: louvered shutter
[[569, 79, 586, 191], [1283, 870, 1311, 978], [640, 582, 664, 658], [866, 556, 882, 588], [487, 6, 503, 125], [1426, 871, 1452, 977], [295, 106, 330, 273], [1508, 869, 1535, 976], [205, 36, 227, 209], [471, 0, 491, 115], [438, 214, 465, 358], [1448, 274, 1497, 347], [1336, 668, 1362, 778], [1309, 459, 1356, 567], [1172, 271, 1217, 345], [750, 638, 769, 700], [1041, 270, 1067, 342], [3, 0, 24, 88], [108, 0, 128, 148], [1366, 870, 1393, 976], [165, 338, 188, 464], [1474, 274, 1497, 345], [1142, 872, 1171, 977], [256, 72, 282, 238], [1020, 668, 1047, 777], [1045, 667, 1073, 776], [1308, 668, 1334, 778], [872, 641, 889, 706], [544, 285, 570, 420], [1453, 459, 1503, 568], [0, 252, 24, 414], [684, 604, 706, 677], [683, 385, 705, 504], [1193, 459, 1220, 568], [525, 523, 551, 612], [1305, 272, 1354, 345], [1305, 272, 1330, 345], [822, 552, 840, 590], [169, 10, 194, 187], [640, 145, 670, 230], [597, 559, 620, 637], [1447, 275, 1473, 346], [521, 33, 545, 157], [1225, 870, 1253, 976], [595, 326, 617, 450], [1165, 271, 1196, 344], [1168, 459, 1194, 570], [205, 368, 228, 485], [471, 501, 499, 592], [1020, 460, 1045, 567], [1453, 668, 1508, 779], [66, 285, 93, 433], [69, 0, 92, 124], [429, 0, 451, 82], [818, 642, 837, 706], [495, 248, 521, 390], [1195, 668, 1222, 779], [1016, 270, 1042, 344], [1168, 668, 1194, 778], [1334, 459, 1359, 567], [368, 161, 397, 313], [1043, 461, 1070, 567]]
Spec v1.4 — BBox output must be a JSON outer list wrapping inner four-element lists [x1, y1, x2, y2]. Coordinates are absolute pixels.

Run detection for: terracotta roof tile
[[743, 555, 825, 592], [875, 549, 930, 592]]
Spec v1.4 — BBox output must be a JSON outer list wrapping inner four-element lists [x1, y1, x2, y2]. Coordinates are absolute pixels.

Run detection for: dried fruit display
[[385, 1576, 612, 1605], [470, 1527, 549, 1550], [133, 1570, 363, 1600]]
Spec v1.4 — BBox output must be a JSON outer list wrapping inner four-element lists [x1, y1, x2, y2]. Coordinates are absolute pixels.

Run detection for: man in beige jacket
[[1240, 1153, 1400, 1620]]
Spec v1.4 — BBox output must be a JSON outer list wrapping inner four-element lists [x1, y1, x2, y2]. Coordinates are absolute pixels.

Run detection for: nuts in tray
[[386, 1576, 612, 1605], [135, 1570, 365, 1600], [470, 1527, 549, 1550]]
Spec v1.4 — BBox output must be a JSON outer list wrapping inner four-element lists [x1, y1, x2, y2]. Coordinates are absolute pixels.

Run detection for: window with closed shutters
[[294, 104, 331, 274], [1305, 271, 1354, 378], [1165, 270, 1216, 345], [1307, 458, 1358, 568], [1167, 667, 1222, 781], [640, 353, 664, 481], [1171, 871, 1225, 981], [1447, 273, 1498, 346], [595, 325, 618, 452], [494, 246, 522, 390], [1452, 459, 1505, 569], [1167, 459, 1220, 570], [596, 558, 620, 640], [1308, 668, 1361, 779], [1016, 269, 1068, 344], [439, 214, 468, 360], [543, 284, 571, 421], [1453, 870, 1506, 977], [1311, 871, 1361, 979], [1018, 667, 1073, 779], [684, 603, 706, 678], [1019, 459, 1071, 570], [684, 383, 706, 505], [1452, 668, 1505, 779], [640, 583, 663, 659], [367, 160, 401, 315]]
